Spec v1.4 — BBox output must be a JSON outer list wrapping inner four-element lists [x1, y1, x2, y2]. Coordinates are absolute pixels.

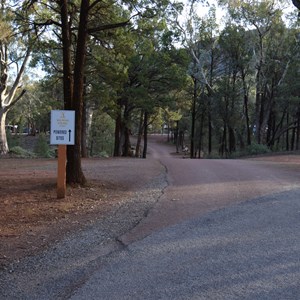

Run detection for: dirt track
[[1, 135, 300, 267], [121, 136, 300, 243]]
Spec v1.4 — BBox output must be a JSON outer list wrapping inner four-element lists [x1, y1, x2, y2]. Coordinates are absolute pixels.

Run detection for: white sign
[[50, 110, 75, 145]]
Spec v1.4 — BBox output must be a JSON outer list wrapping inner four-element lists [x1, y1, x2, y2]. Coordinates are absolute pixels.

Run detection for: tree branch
[[87, 20, 131, 34], [6, 89, 27, 111]]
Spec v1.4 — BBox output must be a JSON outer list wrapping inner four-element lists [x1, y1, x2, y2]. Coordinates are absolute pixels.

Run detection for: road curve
[[121, 135, 300, 244], [70, 135, 300, 299]]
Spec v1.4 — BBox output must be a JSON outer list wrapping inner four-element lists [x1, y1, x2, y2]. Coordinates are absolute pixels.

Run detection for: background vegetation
[[1, 0, 300, 164]]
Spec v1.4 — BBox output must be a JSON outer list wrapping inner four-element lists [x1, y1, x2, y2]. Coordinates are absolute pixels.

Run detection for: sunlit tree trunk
[[0, 34, 30, 154], [0, 110, 8, 154]]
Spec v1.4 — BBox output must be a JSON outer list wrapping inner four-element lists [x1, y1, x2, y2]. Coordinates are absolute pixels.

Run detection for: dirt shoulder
[[0, 156, 165, 269]]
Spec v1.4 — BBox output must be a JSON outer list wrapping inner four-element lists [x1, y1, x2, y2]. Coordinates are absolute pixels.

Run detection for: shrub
[[34, 133, 53, 158], [9, 146, 36, 158], [245, 143, 271, 156], [6, 130, 20, 148]]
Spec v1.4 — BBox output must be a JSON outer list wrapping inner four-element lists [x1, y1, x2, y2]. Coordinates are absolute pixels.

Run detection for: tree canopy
[[1, 0, 300, 184]]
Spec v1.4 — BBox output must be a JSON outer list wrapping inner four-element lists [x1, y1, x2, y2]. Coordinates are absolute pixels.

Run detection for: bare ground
[[2, 134, 300, 272], [0, 154, 163, 269]]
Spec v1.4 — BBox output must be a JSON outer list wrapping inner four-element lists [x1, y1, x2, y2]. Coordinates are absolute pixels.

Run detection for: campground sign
[[50, 110, 75, 199], [50, 110, 75, 145]]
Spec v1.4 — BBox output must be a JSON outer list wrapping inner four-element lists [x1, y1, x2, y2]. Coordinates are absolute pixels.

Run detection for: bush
[[245, 143, 271, 156], [6, 130, 20, 148], [206, 151, 221, 159], [9, 146, 36, 158], [34, 133, 53, 158], [99, 151, 109, 158]]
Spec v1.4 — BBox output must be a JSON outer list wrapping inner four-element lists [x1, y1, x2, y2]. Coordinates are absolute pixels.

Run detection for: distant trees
[[2, 0, 300, 168], [177, 0, 300, 157], [19, 0, 180, 184]]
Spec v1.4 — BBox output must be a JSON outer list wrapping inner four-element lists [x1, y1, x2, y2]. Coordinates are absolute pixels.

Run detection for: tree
[[110, 4, 188, 158], [0, 2, 32, 154], [176, 2, 221, 157], [26, 0, 132, 184], [217, 24, 254, 151], [27, 0, 179, 184], [220, 0, 287, 144]]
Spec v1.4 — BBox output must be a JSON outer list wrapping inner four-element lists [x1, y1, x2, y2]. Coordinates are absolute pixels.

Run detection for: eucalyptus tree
[[216, 24, 256, 153], [219, 0, 289, 145], [264, 24, 300, 150], [216, 25, 244, 155], [176, 2, 220, 157], [0, 1, 37, 154]]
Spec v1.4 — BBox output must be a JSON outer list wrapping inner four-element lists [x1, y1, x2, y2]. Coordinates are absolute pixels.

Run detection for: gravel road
[[71, 188, 300, 300], [1, 135, 300, 299]]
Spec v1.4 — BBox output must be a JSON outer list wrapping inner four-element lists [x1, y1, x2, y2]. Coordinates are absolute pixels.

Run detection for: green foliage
[[89, 112, 115, 157], [205, 151, 222, 159], [7, 0, 299, 159], [34, 133, 54, 158], [6, 130, 20, 148], [9, 146, 36, 158], [245, 143, 271, 156]]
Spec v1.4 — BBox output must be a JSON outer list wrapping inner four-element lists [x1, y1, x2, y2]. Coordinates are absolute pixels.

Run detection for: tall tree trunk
[[208, 109, 212, 155], [60, 0, 73, 109], [122, 104, 131, 156], [291, 126, 296, 151], [0, 35, 30, 154], [255, 90, 262, 144], [286, 112, 290, 151], [255, 33, 264, 144], [135, 110, 144, 158], [207, 45, 215, 155], [197, 113, 204, 158], [142, 111, 148, 158], [190, 77, 197, 159], [81, 98, 88, 157], [241, 70, 251, 146], [0, 110, 8, 154], [296, 109, 300, 150], [60, 0, 75, 182], [229, 126, 236, 153], [114, 111, 122, 157], [175, 120, 179, 153], [66, 0, 89, 185], [220, 124, 227, 157], [122, 127, 131, 156]]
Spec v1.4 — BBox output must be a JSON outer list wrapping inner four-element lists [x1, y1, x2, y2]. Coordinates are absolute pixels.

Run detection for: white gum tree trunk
[[0, 41, 31, 155], [0, 110, 8, 154]]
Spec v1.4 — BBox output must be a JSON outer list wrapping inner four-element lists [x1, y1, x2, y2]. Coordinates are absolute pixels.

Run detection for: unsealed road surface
[[3, 135, 300, 299], [73, 136, 300, 299]]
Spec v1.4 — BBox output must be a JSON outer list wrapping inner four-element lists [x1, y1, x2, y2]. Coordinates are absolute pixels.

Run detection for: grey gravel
[[70, 188, 300, 300], [2, 138, 300, 299], [0, 172, 168, 300]]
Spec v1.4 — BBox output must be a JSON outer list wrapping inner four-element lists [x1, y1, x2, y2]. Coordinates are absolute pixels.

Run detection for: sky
[[180, 0, 297, 28]]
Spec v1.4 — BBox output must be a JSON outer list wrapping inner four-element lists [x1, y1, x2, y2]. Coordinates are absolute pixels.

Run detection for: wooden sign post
[[50, 110, 75, 199], [57, 145, 67, 199]]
